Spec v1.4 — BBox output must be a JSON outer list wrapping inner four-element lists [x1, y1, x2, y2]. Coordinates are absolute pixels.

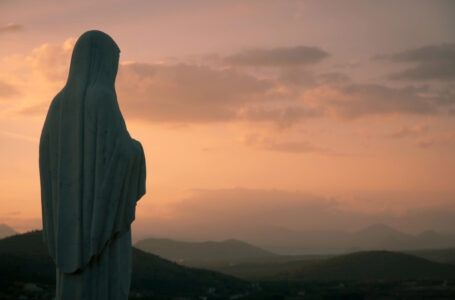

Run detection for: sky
[[1, 0, 455, 243]]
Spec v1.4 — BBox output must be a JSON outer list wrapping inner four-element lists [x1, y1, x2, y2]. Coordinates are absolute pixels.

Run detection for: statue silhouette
[[39, 30, 146, 299]]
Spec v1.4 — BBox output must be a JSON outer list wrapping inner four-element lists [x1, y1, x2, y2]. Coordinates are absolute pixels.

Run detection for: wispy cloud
[[0, 23, 23, 33], [0, 80, 20, 99], [305, 84, 448, 119], [388, 124, 429, 139], [243, 133, 332, 154], [6, 38, 455, 128], [415, 132, 455, 148], [377, 43, 455, 81], [116, 62, 272, 123], [225, 46, 329, 67], [237, 106, 322, 129]]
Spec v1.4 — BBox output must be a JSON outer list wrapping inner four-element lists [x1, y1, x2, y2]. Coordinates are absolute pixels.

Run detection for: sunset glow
[[1, 0, 455, 244]]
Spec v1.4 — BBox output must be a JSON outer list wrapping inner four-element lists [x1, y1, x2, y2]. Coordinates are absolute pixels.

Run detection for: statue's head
[[67, 30, 120, 87]]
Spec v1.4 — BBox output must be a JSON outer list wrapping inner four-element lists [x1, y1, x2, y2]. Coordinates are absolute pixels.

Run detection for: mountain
[[406, 248, 455, 265], [348, 225, 455, 251], [135, 237, 276, 264], [281, 250, 455, 281], [349, 224, 414, 250], [0, 231, 249, 297], [350, 225, 455, 251], [252, 227, 352, 255], [412, 230, 455, 249], [249, 224, 455, 254], [0, 224, 16, 239]]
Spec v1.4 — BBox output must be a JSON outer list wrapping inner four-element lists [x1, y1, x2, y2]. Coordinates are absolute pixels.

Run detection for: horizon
[[3, 221, 455, 256], [1, 0, 455, 244], [3, 221, 455, 254]]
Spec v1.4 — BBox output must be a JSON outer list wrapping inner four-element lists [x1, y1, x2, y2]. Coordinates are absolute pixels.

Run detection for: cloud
[[117, 62, 319, 126], [225, 46, 329, 66], [100, 60, 326, 127], [278, 69, 350, 90], [388, 124, 429, 138], [237, 106, 321, 128], [305, 83, 447, 119], [26, 38, 75, 82], [317, 72, 350, 84], [414, 132, 455, 148], [261, 140, 328, 153], [16, 102, 49, 116], [0, 80, 20, 99], [9, 39, 318, 127], [0, 210, 21, 217], [381, 43, 455, 63], [0, 38, 75, 116], [116, 62, 273, 123], [378, 43, 455, 81], [0, 23, 23, 33], [167, 188, 342, 230], [278, 67, 318, 87], [415, 137, 435, 148], [243, 133, 330, 154], [8, 38, 453, 127], [390, 62, 455, 81]]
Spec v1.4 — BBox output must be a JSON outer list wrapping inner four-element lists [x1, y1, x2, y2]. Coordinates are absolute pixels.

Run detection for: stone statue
[[39, 30, 146, 299]]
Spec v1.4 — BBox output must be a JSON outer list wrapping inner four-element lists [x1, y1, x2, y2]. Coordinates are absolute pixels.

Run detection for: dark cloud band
[[225, 46, 329, 66], [378, 44, 455, 81]]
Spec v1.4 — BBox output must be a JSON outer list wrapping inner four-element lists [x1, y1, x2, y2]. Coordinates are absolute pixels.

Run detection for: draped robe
[[39, 30, 146, 299]]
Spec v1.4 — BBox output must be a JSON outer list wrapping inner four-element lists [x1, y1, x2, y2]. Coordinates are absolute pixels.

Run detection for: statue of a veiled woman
[[39, 30, 146, 299]]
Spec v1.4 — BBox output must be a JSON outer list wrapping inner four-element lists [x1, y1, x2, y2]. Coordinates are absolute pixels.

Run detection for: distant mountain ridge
[[349, 224, 455, 251], [248, 224, 455, 254], [134, 224, 455, 259], [135, 237, 276, 263], [0, 224, 16, 239]]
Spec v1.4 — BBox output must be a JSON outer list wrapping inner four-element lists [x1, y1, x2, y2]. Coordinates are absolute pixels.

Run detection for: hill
[[349, 225, 455, 251], [198, 254, 331, 280], [350, 224, 414, 250], [0, 224, 16, 239], [0, 231, 249, 297], [281, 250, 455, 281], [135, 237, 276, 264], [406, 248, 455, 265], [251, 224, 455, 254]]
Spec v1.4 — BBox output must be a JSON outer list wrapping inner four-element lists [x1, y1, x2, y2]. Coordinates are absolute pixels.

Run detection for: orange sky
[[1, 0, 455, 240]]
